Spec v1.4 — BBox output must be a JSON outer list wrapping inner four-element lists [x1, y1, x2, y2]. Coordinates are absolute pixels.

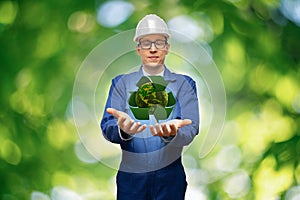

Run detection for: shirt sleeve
[[100, 75, 133, 144], [169, 76, 200, 147], [119, 128, 134, 141], [161, 136, 175, 143]]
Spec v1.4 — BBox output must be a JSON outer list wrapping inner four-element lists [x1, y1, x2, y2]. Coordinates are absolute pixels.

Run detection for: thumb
[[178, 119, 192, 128], [106, 108, 120, 118]]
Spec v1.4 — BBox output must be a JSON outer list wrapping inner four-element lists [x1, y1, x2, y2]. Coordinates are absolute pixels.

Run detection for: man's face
[[136, 34, 170, 69]]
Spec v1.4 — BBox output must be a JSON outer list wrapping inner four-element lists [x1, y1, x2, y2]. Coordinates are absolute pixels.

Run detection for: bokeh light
[[0, 139, 21, 165], [281, 0, 300, 26], [168, 14, 213, 43], [215, 145, 242, 172], [221, 37, 246, 93], [96, 1, 134, 27], [68, 11, 95, 33], [0, 1, 18, 25], [51, 186, 82, 200], [292, 93, 300, 113], [47, 119, 77, 150], [31, 191, 51, 200], [274, 74, 300, 109], [222, 170, 251, 198], [285, 186, 300, 200], [254, 156, 294, 199]]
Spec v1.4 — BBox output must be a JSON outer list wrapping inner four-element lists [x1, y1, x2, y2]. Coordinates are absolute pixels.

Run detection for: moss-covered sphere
[[135, 82, 168, 108]]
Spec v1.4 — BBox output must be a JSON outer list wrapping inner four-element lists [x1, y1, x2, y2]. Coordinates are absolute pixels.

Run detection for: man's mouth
[[148, 56, 159, 60]]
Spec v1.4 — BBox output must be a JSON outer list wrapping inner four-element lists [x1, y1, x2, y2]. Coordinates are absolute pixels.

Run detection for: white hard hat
[[133, 14, 170, 42]]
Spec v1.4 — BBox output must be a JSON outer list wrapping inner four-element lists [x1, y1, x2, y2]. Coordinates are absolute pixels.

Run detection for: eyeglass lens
[[139, 40, 167, 49]]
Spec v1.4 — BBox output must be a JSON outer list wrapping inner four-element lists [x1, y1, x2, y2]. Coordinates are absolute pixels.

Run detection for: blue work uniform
[[101, 66, 199, 200]]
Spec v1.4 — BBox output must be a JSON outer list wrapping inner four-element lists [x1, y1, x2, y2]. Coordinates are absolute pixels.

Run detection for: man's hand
[[106, 108, 147, 135], [150, 119, 192, 137]]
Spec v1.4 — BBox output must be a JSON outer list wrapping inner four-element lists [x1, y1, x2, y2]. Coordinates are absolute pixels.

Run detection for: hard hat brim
[[133, 32, 170, 42]]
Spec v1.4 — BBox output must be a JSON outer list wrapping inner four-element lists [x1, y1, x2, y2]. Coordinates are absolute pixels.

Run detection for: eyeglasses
[[138, 40, 168, 50]]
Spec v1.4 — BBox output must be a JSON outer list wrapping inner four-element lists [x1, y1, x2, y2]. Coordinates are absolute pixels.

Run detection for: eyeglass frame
[[138, 39, 169, 50]]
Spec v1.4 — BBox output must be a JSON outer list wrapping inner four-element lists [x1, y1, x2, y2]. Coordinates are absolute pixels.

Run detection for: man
[[101, 14, 199, 200]]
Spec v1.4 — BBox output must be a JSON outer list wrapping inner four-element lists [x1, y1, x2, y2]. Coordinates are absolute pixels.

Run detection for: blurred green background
[[1, 0, 300, 199]]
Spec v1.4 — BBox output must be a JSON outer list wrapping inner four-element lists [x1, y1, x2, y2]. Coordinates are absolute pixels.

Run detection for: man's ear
[[136, 46, 141, 56], [165, 44, 170, 55]]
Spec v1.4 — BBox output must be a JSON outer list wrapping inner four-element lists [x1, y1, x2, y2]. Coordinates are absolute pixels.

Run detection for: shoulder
[[111, 71, 141, 89], [182, 74, 196, 85], [166, 69, 197, 94], [112, 71, 140, 82], [167, 69, 195, 85], [175, 73, 194, 82], [177, 74, 196, 92]]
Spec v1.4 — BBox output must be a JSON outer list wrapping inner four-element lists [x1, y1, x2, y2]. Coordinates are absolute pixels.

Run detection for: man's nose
[[150, 43, 157, 51]]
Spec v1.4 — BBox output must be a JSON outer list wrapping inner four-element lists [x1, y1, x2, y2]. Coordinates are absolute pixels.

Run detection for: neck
[[142, 64, 164, 75]]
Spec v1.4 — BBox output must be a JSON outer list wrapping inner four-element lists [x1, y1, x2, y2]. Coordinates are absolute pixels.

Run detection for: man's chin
[[144, 63, 164, 68]]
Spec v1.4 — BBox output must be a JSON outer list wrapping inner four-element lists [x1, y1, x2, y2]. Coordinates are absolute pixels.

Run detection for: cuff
[[118, 127, 133, 141], [161, 135, 175, 143]]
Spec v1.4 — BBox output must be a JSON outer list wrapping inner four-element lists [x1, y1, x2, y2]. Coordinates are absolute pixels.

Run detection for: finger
[[117, 117, 127, 132], [169, 123, 177, 136], [161, 123, 171, 135], [117, 116, 126, 127], [106, 108, 113, 114], [128, 121, 142, 133], [118, 116, 133, 132], [155, 123, 163, 137], [178, 119, 192, 128], [106, 108, 120, 118], [128, 121, 139, 131], [136, 124, 147, 133], [150, 125, 157, 136], [123, 119, 135, 132], [127, 121, 147, 134]]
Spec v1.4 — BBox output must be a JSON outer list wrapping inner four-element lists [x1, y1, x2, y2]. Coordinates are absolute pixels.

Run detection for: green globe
[[135, 82, 168, 108]]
